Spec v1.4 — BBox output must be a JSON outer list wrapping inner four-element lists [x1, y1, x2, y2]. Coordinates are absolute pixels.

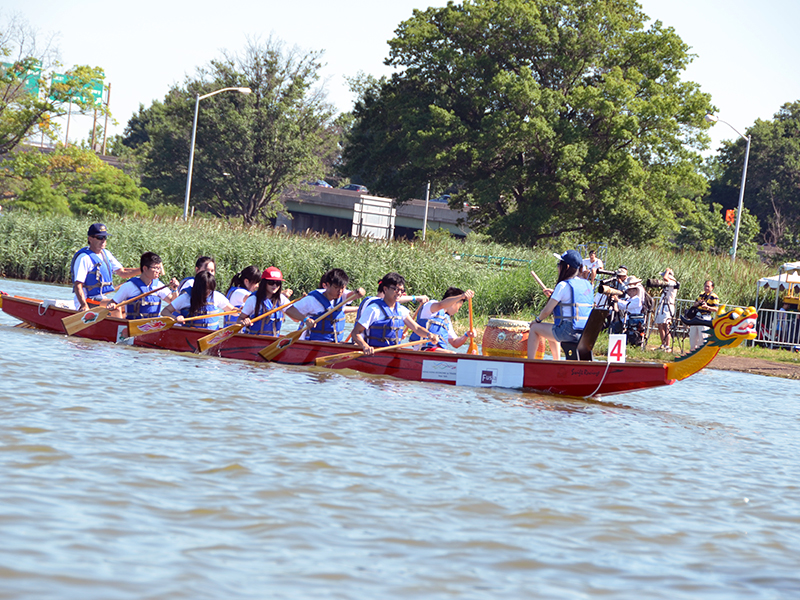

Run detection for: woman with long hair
[[527, 250, 594, 360], [237, 267, 291, 336], [161, 270, 237, 330], [224, 266, 261, 327]]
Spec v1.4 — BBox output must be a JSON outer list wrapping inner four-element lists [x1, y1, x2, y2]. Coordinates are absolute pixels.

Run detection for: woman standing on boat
[[351, 272, 438, 355], [527, 250, 594, 360], [237, 267, 291, 336], [161, 270, 238, 330], [224, 266, 261, 327]]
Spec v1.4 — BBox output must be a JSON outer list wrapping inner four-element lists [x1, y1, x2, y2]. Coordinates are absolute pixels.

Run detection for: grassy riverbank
[[0, 213, 775, 327]]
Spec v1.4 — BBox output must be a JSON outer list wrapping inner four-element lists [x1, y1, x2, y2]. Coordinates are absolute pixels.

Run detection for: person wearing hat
[[654, 268, 679, 351], [70, 223, 141, 311], [527, 250, 594, 360], [617, 277, 643, 320], [237, 266, 293, 336]]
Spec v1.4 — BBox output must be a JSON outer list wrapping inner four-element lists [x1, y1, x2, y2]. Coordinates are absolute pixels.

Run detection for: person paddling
[[351, 272, 438, 355], [106, 252, 180, 319], [408, 287, 476, 352], [71, 223, 140, 312], [178, 256, 216, 294], [284, 268, 365, 343], [224, 266, 261, 327], [161, 270, 240, 330], [527, 250, 594, 360], [237, 267, 292, 336]]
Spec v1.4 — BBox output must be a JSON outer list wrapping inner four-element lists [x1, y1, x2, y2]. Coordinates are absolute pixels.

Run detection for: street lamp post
[[183, 87, 251, 221], [705, 113, 751, 262]]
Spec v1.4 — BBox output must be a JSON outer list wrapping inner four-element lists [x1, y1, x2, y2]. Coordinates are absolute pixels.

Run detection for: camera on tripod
[[646, 277, 680, 290]]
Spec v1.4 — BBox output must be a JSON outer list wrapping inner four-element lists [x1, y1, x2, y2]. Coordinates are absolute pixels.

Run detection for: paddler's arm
[[403, 316, 439, 347], [534, 296, 560, 323], [351, 323, 374, 356], [74, 281, 90, 312], [429, 289, 474, 313]]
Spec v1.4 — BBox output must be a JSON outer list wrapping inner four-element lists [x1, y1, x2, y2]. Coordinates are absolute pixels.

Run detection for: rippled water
[[1, 279, 799, 599]]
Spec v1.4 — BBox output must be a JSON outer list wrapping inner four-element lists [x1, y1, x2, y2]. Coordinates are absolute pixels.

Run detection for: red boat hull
[[1, 294, 675, 398]]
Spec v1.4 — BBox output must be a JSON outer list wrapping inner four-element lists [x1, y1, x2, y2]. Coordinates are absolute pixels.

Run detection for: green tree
[[709, 101, 800, 247], [673, 199, 760, 260], [341, 0, 714, 246], [1, 15, 107, 153], [0, 146, 146, 216], [122, 38, 339, 223]]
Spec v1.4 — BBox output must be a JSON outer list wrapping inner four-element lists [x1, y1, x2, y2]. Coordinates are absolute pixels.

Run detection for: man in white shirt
[[581, 249, 603, 284], [71, 223, 140, 311]]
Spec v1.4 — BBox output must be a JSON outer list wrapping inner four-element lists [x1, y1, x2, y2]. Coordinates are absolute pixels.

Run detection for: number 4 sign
[[608, 334, 627, 363]]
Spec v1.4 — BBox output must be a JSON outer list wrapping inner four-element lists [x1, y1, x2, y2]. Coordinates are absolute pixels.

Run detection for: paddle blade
[[198, 324, 243, 353], [62, 307, 110, 335], [315, 351, 363, 367], [258, 330, 302, 361], [127, 316, 177, 338]]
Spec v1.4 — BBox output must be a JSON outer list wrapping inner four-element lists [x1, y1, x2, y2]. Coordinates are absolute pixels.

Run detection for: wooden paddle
[[530, 270, 548, 292], [466, 296, 479, 355], [315, 339, 427, 367], [196, 295, 305, 352], [258, 289, 364, 362], [62, 284, 171, 336], [127, 310, 240, 338]]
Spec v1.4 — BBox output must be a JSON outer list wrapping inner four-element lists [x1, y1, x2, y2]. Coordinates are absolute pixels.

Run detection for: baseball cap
[[261, 266, 285, 281], [88, 223, 110, 238], [552, 249, 583, 270]]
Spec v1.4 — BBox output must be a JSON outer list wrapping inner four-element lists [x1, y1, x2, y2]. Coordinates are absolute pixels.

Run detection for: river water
[[1, 278, 799, 599]]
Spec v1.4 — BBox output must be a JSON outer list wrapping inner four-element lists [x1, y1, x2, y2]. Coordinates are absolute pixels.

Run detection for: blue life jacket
[[124, 277, 163, 320], [553, 279, 593, 330], [179, 293, 220, 330], [364, 299, 404, 348], [225, 286, 248, 327], [409, 301, 450, 350], [70, 247, 115, 299], [248, 296, 285, 336], [303, 290, 345, 343], [355, 297, 378, 322]]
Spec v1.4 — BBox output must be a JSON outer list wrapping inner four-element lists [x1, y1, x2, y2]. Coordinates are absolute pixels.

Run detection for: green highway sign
[[49, 72, 104, 104], [1, 61, 41, 97]]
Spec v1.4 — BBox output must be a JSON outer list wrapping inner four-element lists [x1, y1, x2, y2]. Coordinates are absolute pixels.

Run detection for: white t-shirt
[[617, 296, 643, 316], [357, 301, 411, 330], [241, 293, 290, 317], [417, 301, 457, 341], [170, 291, 232, 313], [582, 257, 603, 272], [72, 248, 123, 308], [227, 287, 252, 308], [112, 279, 172, 304], [179, 277, 194, 293]]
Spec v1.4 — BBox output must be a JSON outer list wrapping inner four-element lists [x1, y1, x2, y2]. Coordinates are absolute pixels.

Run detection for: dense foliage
[[121, 38, 339, 224], [0, 146, 148, 217], [341, 0, 715, 247], [708, 101, 800, 254]]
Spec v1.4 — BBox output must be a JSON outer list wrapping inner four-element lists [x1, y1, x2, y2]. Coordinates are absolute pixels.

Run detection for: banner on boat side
[[456, 359, 524, 388]]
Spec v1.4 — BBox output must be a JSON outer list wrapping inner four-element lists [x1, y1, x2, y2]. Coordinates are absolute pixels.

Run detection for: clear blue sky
[[4, 0, 799, 155]]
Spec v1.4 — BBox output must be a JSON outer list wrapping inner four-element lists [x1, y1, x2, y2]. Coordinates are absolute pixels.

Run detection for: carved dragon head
[[706, 305, 758, 348]]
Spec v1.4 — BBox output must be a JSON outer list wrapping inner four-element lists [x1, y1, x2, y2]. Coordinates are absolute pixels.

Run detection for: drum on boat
[[482, 318, 530, 358]]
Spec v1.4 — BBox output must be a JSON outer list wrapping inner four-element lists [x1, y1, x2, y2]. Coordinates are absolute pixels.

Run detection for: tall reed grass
[[0, 213, 776, 325]]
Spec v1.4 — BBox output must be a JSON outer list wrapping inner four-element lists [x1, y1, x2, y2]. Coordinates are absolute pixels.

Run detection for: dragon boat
[[0, 293, 757, 398]]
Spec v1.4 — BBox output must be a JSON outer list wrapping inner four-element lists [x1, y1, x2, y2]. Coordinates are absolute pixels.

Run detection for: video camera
[[646, 277, 680, 290]]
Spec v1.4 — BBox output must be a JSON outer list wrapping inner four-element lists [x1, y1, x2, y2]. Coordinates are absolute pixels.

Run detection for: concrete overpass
[[275, 187, 471, 240]]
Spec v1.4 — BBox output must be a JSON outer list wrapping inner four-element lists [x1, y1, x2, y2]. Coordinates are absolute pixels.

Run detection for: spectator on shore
[[582, 249, 603, 284], [690, 280, 719, 350], [654, 268, 679, 352]]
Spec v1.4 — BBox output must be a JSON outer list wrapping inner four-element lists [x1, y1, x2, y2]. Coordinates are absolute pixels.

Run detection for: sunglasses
[[264, 280, 281, 285]]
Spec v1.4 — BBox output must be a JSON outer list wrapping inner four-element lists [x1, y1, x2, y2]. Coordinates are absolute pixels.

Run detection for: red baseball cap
[[261, 266, 285, 281]]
